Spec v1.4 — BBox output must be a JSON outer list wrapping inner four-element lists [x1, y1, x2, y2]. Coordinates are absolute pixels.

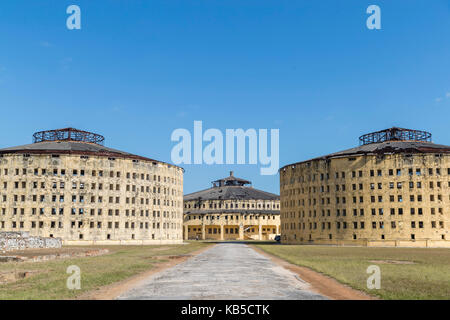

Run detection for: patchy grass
[[0, 242, 210, 300], [254, 244, 450, 300]]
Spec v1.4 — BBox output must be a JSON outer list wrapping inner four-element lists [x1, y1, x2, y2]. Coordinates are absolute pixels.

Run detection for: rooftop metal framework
[[32, 128, 105, 145], [359, 127, 432, 146], [212, 171, 251, 187]]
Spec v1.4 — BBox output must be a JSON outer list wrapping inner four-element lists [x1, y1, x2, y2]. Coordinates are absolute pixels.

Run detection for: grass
[[254, 244, 450, 300], [0, 242, 210, 300]]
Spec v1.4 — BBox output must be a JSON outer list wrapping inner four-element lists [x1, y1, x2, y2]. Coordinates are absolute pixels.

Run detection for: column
[[201, 224, 206, 240], [258, 223, 262, 240], [239, 223, 244, 240], [220, 225, 224, 241], [184, 225, 188, 240]]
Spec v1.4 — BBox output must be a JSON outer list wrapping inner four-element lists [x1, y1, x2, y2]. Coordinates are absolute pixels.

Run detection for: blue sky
[[0, 0, 449, 194]]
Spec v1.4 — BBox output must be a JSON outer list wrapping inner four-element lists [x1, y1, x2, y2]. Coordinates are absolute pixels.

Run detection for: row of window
[[283, 207, 444, 219], [4, 181, 181, 196], [0, 207, 180, 218], [0, 167, 180, 185], [283, 233, 446, 241], [185, 202, 279, 209], [1, 194, 180, 207], [188, 227, 276, 233], [282, 167, 450, 185], [283, 220, 445, 230], [1, 220, 180, 230], [186, 214, 278, 220], [282, 180, 450, 196], [283, 193, 447, 208]]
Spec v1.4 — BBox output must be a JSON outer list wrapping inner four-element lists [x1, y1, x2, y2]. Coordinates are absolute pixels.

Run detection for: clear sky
[[0, 0, 449, 194]]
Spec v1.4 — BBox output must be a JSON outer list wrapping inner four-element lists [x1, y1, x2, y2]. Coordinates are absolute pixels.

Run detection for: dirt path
[[79, 242, 378, 300], [77, 244, 213, 300], [118, 243, 326, 300], [251, 246, 378, 300]]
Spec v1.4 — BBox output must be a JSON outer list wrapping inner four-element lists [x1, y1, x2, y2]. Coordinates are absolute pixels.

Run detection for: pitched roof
[[281, 139, 450, 170], [212, 171, 251, 186], [318, 140, 450, 159], [0, 140, 155, 161], [184, 172, 279, 201], [0, 139, 181, 169]]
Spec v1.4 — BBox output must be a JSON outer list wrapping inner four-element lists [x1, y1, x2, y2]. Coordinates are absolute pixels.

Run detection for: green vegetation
[[254, 244, 450, 300], [0, 242, 210, 300]]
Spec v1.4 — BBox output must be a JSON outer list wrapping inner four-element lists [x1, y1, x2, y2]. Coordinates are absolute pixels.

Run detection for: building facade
[[280, 128, 450, 247], [0, 128, 184, 245], [183, 172, 280, 240]]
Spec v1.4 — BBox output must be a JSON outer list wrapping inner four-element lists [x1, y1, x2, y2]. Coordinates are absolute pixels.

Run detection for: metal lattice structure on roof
[[0, 127, 183, 170], [32, 128, 105, 145], [359, 127, 432, 146], [212, 171, 251, 187], [280, 127, 450, 171]]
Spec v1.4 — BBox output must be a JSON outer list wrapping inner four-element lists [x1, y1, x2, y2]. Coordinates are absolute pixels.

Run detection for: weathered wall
[[280, 153, 450, 247], [0, 153, 184, 244]]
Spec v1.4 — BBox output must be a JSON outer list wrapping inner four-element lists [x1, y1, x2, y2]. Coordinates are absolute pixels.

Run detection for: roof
[[0, 140, 161, 162], [184, 173, 279, 201], [184, 186, 280, 201], [281, 129, 450, 170], [321, 140, 450, 158], [0, 129, 182, 169], [212, 171, 251, 186]]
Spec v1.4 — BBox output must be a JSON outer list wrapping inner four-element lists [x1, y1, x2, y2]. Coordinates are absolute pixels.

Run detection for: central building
[[183, 172, 280, 240]]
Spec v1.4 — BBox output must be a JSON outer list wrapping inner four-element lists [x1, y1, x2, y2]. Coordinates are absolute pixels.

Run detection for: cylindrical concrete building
[[0, 128, 184, 245], [280, 128, 450, 247]]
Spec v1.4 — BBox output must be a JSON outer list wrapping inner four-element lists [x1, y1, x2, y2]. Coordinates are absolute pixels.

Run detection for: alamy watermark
[[171, 121, 279, 175], [66, 265, 81, 290], [366, 5, 381, 30], [366, 265, 381, 289], [66, 5, 81, 30], [64, 5, 381, 31]]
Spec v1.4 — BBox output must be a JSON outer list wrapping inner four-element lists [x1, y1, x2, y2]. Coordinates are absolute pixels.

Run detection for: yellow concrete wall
[[280, 153, 450, 247], [183, 199, 280, 240], [0, 153, 184, 244]]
